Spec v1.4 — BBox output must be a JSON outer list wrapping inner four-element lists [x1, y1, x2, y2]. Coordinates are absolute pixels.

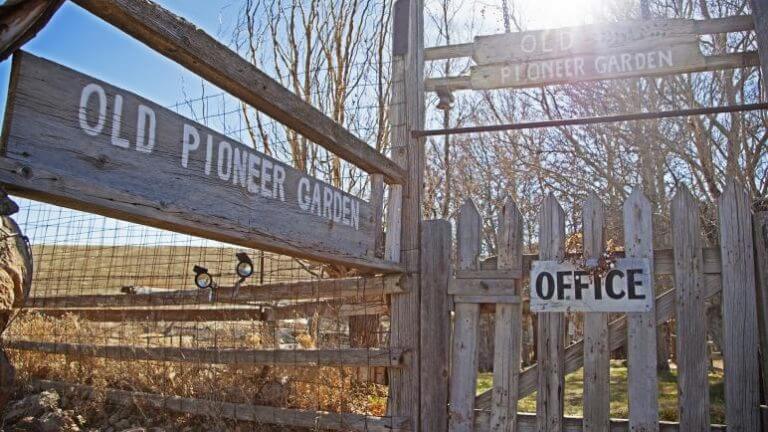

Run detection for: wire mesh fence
[[3, 197, 395, 431]]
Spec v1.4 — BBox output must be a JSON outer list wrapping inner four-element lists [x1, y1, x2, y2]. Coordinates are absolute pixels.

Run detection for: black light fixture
[[193, 265, 214, 290], [235, 252, 254, 279]]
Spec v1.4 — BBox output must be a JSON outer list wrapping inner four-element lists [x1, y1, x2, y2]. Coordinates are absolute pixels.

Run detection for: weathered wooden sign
[[473, 18, 703, 65], [470, 42, 706, 90], [0, 52, 392, 271], [529, 258, 653, 312]]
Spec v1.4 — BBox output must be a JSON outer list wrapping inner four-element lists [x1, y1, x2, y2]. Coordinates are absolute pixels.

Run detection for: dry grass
[[5, 313, 388, 430]]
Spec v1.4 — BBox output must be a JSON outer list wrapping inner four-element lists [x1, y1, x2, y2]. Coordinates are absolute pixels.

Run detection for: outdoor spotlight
[[193, 265, 214, 289], [235, 252, 254, 279]]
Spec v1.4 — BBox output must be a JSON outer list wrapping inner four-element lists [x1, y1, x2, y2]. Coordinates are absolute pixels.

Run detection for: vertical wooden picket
[[623, 188, 659, 432], [536, 193, 566, 432], [753, 212, 768, 404], [449, 199, 482, 432], [671, 186, 709, 430], [718, 180, 761, 431], [490, 199, 523, 432], [420, 220, 451, 432], [582, 193, 610, 432]]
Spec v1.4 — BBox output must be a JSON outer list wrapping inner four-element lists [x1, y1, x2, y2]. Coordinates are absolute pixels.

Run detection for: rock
[[35, 409, 74, 432], [4, 391, 60, 424]]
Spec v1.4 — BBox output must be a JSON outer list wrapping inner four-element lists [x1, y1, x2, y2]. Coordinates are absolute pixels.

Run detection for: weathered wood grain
[[670, 187, 709, 431], [750, 1, 768, 85], [718, 180, 761, 431], [5, 340, 404, 367], [388, 1, 423, 429], [489, 199, 523, 432], [1, 52, 398, 273], [623, 188, 659, 431], [423, 15, 755, 61], [753, 212, 768, 401], [582, 193, 610, 432], [420, 220, 451, 432], [70, 0, 405, 184], [449, 200, 482, 432], [24, 307, 264, 322], [30, 275, 400, 308], [33, 379, 408, 432], [537, 193, 566, 432], [425, 51, 760, 92]]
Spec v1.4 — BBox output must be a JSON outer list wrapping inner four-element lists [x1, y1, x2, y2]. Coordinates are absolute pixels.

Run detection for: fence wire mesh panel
[[3, 197, 398, 431]]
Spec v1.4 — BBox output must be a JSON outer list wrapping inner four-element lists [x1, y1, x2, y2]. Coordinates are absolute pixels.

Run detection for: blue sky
[[0, 1, 239, 116]]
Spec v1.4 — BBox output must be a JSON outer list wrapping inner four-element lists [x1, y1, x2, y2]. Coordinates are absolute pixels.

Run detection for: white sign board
[[530, 258, 653, 313]]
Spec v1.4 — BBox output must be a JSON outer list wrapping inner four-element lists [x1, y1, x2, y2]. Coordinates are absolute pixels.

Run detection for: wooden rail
[[28, 275, 401, 308], [70, 0, 405, 185], [473, 411, 727, 431], [31, 380, 408, 432], [5, 340, 404, 367], [21, 307, 264, 322]]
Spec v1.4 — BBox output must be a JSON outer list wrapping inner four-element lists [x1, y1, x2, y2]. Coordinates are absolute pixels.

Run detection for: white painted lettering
[[78, 83, 107, 136], [181, 124, 199, 168], [135, 104, 156, 153]]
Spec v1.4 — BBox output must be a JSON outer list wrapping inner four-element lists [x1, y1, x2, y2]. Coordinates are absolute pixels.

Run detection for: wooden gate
[[437, 181, 763, 431]]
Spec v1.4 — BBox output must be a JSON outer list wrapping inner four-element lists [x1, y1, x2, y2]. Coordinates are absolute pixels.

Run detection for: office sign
[[530, 258, 653, 312], [0, 52, 388, 270]]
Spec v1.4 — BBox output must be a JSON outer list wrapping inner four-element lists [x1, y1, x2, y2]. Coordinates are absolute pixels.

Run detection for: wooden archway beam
[[0, 0, 64, 61]]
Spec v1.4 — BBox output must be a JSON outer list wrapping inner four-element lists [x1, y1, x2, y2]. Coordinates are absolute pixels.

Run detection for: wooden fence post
[[623, 188, 659, 431], [489, 199, 523, 432], [537, 193, 566, 432], [753, 212, 768, 406], [420, 219, 451, 432], [750, 0, 768, 83], [582, 193, 610, 432], [387, 0, 424, 429], [719, 180, 761, 431], [671, 186, 709, 430], [449, 199, 482, 432]]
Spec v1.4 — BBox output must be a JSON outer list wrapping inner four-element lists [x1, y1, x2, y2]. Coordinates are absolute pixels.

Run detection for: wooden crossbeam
[[32, 380, 408, 432], [6, 340, 404, 367], [70, 0, 405, 185], [475, 275, 722, 409], [473, 411, 727, 431], [22, 307, 264, 322], [28, 275, 401, 308]]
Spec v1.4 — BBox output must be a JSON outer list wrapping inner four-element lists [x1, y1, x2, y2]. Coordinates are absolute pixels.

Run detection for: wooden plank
[[23, 307, 264, 322], [718, 180, 761, 430], [750, 0, 768, 85], [423, 15, 754, 61], [389, 0, 423, 429], [5, 340, 405, 367], [455, 269, 521, 279], [536, 193, 566, 432], [371, 173, 385, 257], [474, 411, 728, 432], [473, 17, 751, 65], [671, 187, 709, 430], [1, 52, 398, 273], [454, 295, 521, 304], [753, 212, 768, 402], [70, 0, 405, 185], [623, 188, 659, 431], [449, 199, 482, 432], [476, 276, 724, 410], [489, 199, 523, 432], [31, 275, 401, 308], [449, 279, 517, 296], [582, 193, 610, 432], [32, 379, 408, 432], [420, 220, 451, 432], [425, 52, 760, 92]]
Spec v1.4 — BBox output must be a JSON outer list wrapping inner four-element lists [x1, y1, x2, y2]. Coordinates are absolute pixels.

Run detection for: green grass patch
[[477, 360, 725, 424]]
